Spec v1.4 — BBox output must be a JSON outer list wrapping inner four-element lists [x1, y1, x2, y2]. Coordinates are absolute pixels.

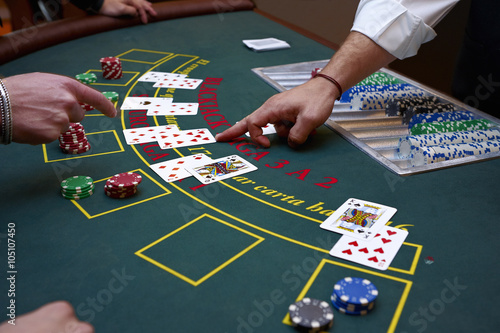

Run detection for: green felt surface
[[1, 10, 500, 333]]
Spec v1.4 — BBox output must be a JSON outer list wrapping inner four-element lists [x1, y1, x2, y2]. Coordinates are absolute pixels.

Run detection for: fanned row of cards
[[123, 125, 216, 150], [137, 71, 203, 90], [121, 97, 199, 116], [150, 153, 257, 184], [320, 198, 407, 271]]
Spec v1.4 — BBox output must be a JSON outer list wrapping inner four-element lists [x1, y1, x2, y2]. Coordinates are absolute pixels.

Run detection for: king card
[[187, 155, 257, 184], [320, 198, 397, 240]]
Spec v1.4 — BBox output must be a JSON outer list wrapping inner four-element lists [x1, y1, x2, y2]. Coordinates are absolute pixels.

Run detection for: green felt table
[[1, 6, 499, 333]]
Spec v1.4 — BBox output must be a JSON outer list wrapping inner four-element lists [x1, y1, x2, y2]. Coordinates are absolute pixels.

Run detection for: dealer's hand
[[216, 77, 339, 148]]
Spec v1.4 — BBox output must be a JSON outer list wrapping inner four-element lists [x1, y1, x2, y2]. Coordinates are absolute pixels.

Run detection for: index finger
[[215, 119, 248, 142], [70, 80, 117, 118]]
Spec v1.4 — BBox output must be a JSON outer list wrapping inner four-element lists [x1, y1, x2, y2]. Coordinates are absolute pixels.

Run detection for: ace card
[[320, 198, 397, 240], [329, 225, 408, 270], [187, 155, 257, 184]]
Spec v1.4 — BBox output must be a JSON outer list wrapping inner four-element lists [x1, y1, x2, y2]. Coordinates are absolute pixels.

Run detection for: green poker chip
[[75, 73, 97, 84], [60, 176, 93, 192], [103, 91, 119, 102], [62, 189, 94, 200]]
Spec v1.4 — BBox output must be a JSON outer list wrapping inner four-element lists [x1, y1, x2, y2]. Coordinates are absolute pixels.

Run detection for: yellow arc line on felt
[[122, 50, 419, 275]]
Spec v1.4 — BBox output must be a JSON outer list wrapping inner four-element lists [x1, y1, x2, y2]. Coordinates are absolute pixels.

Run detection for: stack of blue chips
[[331, 277, 378, 316]]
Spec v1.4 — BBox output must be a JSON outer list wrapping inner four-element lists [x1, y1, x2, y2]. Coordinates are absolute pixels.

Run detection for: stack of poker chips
[[59, 122, 91, 154], [351, 89, 427, 110], [330, 277, 378, 316], [103, 91, 119, 103], [410, 140, 500, 167], [100, 57, 123, 80], [407, 110, 475, 129], [402, 103, 457, 125], [104, 172, 142, 198], [398, 129, 500, 159], [60, 176, 94, 200], [75, 73, 97, 84], [410, 119, 494, 135], [288, 297, 334, 332], [385, 96, 440, 117], [356, 72, 404, 86], [339, 83, 414, 103]]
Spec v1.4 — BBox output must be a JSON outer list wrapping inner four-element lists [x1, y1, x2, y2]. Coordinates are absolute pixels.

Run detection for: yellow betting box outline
[[69, 168, 171, 219], [115, 49, 175, 64], [281, 259, 413, 333], [42, 130, 124, 163], [135, 213, 265, 286]]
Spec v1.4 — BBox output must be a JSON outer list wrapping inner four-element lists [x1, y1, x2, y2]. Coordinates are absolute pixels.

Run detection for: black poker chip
[[288, 297, 334, 332]]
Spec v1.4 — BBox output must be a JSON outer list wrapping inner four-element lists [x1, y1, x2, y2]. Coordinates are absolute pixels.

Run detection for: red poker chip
[[107, 172, 142, 188], [105, 188, 137, 198], [61, 145, 91, 154]]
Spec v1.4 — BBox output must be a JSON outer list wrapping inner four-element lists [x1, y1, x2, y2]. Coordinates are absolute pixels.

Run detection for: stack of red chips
[[79, 102, 94, 111], [104, 172, 142, 198], [100, 57, 123, 80], [59, 123, 91, 154]]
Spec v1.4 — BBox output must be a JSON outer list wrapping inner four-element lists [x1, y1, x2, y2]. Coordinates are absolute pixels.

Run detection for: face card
[[329, 225, 408, 270], [146, 103, 199, 116], [187, 155, 258, 184], [157, 128, 216, 150], [153, 77, 203, 90], [123, 125, 179, 145], [120, 97, 173, 110], [320, 198, 397, 240], [149, 153, 213, 183], [138, 71, 187, 82], [244, 123, 277, 137]]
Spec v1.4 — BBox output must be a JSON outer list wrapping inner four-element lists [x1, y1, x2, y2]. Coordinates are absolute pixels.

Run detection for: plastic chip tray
[[252, 60, 500, 176]]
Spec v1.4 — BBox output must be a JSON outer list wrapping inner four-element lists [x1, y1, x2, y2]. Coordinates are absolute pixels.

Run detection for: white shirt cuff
[[351, 0, 451, 60]]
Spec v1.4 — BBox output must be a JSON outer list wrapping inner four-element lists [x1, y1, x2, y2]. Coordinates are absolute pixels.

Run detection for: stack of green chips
[[60, 176, 94, 200], [410, 119, 494, 135], [356, 72, 404, 86], [75, 73, 97, 84]]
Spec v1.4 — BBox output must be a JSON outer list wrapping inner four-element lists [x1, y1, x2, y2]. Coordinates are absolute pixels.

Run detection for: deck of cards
[[242, 38, 290, 52], [321, 198, 407, 271]]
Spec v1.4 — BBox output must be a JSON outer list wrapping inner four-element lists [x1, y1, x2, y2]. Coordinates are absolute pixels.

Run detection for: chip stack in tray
[[104, 172, 142, 198], [100, 57, 123, 80], [330, 277, 378, 316], [59, 122, 91, 154], [288, 297, 334, 332], [60, 176, 94, 200]]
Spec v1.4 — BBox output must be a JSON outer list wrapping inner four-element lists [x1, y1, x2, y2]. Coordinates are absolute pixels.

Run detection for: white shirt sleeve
[[351, 0, 459, 60]]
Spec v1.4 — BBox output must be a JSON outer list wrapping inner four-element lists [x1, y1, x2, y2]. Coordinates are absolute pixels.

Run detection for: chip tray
[[252, 60, 500, 175]]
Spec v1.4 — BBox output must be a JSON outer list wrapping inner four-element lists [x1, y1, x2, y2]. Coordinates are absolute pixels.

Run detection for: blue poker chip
[[330, 293, 375, 312], [333, 277, 378, 306], [330, 296, 372, 316], [288, 297, 334, 332]]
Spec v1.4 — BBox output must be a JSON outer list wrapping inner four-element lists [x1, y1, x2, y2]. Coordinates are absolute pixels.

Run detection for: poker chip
[[410, 119, 494, 135], [60, 176, 94, 200], [339, 83, 414, 103], [356, 72, 404, 86], [59, 122, 91, 154], [288, 298, 334, 332], [104, 172, 142, 199], [331, 277, 378, 317], [75, 73, 97, 84], [351, 88, 427, 110], [403, 104, 458, 125], [100, 57, 123, 80], [385, 96, 440, 117], [103, 91, 119, 102]]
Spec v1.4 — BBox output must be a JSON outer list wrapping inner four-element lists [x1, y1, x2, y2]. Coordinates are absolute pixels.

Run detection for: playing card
[[123, 125, 179, 145], [146, 103, 199, 116], [242, 38, 290, 51], [120, 97, 173, 110], [244, 123, 277, 137], [138, 71, 187, 82], [329, 225, 408, 270], [187, 155, 258, 184], [320, 198, 397, 240], [157, 128, 216, 150], [153, 77, 203, 90], [149, 153, 213, 183]]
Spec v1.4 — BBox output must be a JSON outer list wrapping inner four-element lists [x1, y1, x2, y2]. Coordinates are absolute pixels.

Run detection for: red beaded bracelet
[[313, 73, 343, 101]]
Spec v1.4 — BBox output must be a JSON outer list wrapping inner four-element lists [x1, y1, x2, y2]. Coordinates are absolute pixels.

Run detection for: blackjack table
[[1, 1, 499, 332]]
